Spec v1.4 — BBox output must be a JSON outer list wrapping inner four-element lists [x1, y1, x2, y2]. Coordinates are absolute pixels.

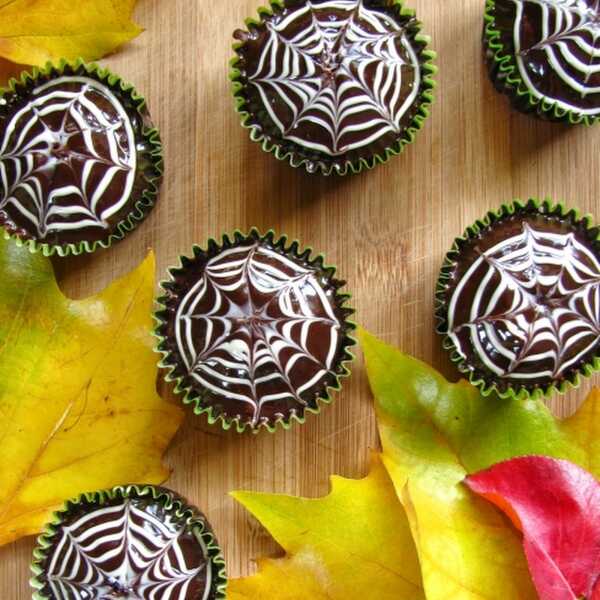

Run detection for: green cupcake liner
[[0, 59, 163, 256], [483, 0, 600, 125], [154, 228, 356, 433], [30, 484, 227, 600], [435, 198, 600, 401], [230, 0, 437, 176]]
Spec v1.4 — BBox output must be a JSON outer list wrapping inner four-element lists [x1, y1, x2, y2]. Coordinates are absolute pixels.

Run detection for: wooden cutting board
[[1, 0, 599, 596]]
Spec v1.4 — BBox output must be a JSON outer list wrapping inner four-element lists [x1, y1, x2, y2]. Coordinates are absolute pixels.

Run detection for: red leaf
[[465, 456, 600, 600]]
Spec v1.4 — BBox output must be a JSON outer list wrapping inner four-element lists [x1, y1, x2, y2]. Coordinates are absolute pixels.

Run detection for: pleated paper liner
[[154, 229, 356, 433], [435, 198, 600, 401], [0, 59, 163, 256], [230, 0, 437, 175], [31, 484, 227, 600], [484, 0, 600, 125]]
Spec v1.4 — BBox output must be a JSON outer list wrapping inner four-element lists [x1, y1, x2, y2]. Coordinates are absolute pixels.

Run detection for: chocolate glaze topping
[[0, 67, 159, 247], [158, 232, 353, 428], [440, 209, 600, 392], [234, 0, 426, 166], [489, 0, 600, 114], [37, 489, 219, 600]]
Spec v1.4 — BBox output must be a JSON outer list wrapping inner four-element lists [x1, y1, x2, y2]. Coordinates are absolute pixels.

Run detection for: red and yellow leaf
[[360, 328, 600, 600], [465, 456, 600, 600]]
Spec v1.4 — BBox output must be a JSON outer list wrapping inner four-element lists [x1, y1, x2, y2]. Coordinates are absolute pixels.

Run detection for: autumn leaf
[[0, 0, 142, 69], [562, 388, 600, 476], [360, 328, 599, 600], [465, 456, 600, 600], [229, 454, 424, 600], [0, 236, 183, 546]]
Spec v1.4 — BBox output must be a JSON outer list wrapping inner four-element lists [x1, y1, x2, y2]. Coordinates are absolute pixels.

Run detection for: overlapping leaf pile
[[231, 330, 600, 600], [0, 236, 183, 546]]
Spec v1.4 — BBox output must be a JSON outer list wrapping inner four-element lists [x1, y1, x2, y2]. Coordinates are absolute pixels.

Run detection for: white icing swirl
[[0, 76, 136, 237], [512, 0, 600, 114], [45, 499, 211, 600], [447, 222, 600, 383], [174, 242, 342, 426], [248, 0, 421, 155]]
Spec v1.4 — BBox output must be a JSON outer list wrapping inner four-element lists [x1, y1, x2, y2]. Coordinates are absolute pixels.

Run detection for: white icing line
[[47, 498, 211, 599], [0, 76, 137, 237], [448, 221, 600, 382], [512, 0, 600, 115], [248, 0, 421, 155], [174, 243, 342, 423]]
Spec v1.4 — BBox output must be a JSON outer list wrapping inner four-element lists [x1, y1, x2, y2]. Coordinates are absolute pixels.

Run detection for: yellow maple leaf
[[0, 0, 142, 68], [360, 328, 598, 600], [229, 454, 424, 600], [0, 237, 183, 546]]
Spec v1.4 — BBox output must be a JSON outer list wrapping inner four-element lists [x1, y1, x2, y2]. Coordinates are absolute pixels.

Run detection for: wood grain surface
[[2, 0, 600, 597]]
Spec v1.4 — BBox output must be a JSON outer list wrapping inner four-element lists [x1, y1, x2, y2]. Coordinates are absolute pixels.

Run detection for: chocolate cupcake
[[231, 0, 436, 175], [484, 0, 600, 123], [436, 199, 600, 399], [0, 60, 162, 256], [31, 485, 227, 600], [155, 230, 355, 432]]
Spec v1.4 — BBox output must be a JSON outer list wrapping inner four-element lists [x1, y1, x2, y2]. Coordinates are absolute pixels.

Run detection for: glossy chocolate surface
[[0, 70, 155, 247], [441, 210, 600, 391], [234, 0, 424, 165], [489, 0, 600, 114], [159, 234, 350, 428], [37, 490, 216, 599]]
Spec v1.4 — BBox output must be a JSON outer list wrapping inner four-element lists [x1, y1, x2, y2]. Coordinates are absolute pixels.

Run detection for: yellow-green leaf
[[0, 237, 183, 546], [229, 454, 424, 600], [562, 388, 600, 476], [360, 327, 598, 600], [0, 0, 142, 68]]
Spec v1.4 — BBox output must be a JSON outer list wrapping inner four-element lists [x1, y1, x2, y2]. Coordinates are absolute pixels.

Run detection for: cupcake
[[155, 230, 355, 432], [484, 0, 600, 123], [436, 199, 600, 399], [231, 0, 436, 175], [31, 485, 227, 600], [0, 60, 163, 256]]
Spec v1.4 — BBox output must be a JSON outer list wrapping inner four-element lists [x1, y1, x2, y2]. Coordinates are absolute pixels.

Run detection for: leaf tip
[[356, 327, 384, 361], [135, 248, 156, 284], [230, 490, 246, 503], [355, 325, 371, 344], [130, 23, 145, 39]]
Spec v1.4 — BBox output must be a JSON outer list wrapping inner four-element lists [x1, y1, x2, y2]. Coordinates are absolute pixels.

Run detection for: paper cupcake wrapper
[[30, 484, 227, 600], [154, 229, 356, 433], [435, 198, 600, 401], [0, 59, 163, 256], [483, 1, 599, 125], [230, 0, 437, 176]]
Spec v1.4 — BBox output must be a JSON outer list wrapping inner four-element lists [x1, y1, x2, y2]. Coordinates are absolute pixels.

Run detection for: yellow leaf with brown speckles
[[0, 236, 183, 545], [229, 454, 424, 600]]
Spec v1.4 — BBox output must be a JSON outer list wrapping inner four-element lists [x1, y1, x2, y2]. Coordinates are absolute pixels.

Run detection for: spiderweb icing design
[[247, 0, 421, 155], [174, 242, 342, 426], [511, 0, 600, 113], [0, 76, 136, 239], [44, 499, 211, 600], [447, 221, 600, 385]]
